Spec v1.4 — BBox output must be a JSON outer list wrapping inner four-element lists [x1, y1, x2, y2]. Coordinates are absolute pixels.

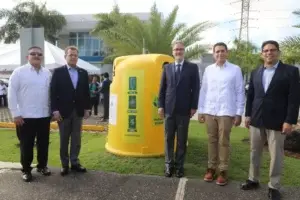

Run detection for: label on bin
[[122, 70, 145, 143]]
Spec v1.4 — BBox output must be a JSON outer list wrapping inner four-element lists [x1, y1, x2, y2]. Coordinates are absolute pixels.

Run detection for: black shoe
[[22, 172, 32, 182], [60, 167, 69, 176], [176, 169, 184, 178], [268, 188, 281, 200], [164, 167, 173, 177], [240, 179, 260, 190], [71, 164, 87, 173], [37, 167, 51, 176]]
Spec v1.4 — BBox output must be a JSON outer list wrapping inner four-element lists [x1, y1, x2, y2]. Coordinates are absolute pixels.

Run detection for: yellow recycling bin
[[105, 54, 174, 157]]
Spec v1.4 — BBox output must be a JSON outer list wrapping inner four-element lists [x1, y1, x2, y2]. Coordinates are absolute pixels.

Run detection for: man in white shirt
[[198, 42, 245, 186], [8, 46, 52, 182]]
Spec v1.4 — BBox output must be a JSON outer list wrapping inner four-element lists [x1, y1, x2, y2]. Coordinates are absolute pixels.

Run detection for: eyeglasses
[[173, 48, 185, 51], [29, 52, 43, 56], [262, 49, 278, 53]]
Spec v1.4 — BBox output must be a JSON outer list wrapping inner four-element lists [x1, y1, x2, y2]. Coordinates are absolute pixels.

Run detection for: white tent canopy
[[0, 41, 101, 74]]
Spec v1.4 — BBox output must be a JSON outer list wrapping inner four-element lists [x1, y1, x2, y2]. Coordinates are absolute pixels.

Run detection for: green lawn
[[0, 121, 300, 186]]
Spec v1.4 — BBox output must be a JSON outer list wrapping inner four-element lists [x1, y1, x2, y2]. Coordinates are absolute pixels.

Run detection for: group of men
[[158, 40, 300, 200], [8, 46, 91, 182]]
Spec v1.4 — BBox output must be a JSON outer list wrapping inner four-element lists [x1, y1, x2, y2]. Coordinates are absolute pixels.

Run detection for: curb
[[0, 122, 106, 132], [0, 161, 36, 170]]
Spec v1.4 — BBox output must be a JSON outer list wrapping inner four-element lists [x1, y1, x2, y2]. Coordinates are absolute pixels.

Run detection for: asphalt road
[[0, 169, 299, 200]]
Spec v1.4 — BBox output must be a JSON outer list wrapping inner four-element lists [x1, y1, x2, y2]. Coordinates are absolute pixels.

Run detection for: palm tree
[[280, 9, 300, 65], [0, 1, 66, 44], [91, 3, 212, 63], [228, 38, 262, 78]]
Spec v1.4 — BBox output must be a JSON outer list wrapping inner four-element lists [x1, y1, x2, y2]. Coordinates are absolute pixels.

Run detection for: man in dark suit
[[158, 40, 200, 178], [99, 72, 111, 122], [241, 40, 300, 200], [50, 46, 90, 176]]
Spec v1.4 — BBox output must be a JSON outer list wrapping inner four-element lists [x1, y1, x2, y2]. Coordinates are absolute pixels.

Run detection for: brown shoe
[[216, 171, 228, 186], [204, 168, 215, 182]]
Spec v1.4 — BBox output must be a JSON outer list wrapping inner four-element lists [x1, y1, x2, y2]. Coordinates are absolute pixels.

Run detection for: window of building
[[68, 32, 103, 57]]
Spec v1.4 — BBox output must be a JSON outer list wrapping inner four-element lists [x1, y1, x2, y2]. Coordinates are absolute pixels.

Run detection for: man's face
[[213, 45, 228, 63], [65, 49, 78, 66], [92, 77, 97, 83], [261, 44, 280, 64], [172, 43, 185, 61], [27, 48, 43, 66]]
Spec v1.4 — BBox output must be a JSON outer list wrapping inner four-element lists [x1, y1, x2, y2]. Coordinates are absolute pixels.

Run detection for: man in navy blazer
[[50, 46, 90, 176], [158, 40, 200, 178], [241, 40, 300, 200]]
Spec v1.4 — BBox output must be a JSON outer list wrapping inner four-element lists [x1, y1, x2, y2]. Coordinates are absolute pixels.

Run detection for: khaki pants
[[249, 126, 286, 190], [205, 115, 233, 171]]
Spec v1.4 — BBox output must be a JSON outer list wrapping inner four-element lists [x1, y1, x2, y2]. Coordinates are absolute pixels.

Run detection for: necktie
[[175, 64, 181, 84]]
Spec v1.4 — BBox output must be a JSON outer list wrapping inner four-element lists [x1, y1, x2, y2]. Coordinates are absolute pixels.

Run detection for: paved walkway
[[0, 162, 299, 200]]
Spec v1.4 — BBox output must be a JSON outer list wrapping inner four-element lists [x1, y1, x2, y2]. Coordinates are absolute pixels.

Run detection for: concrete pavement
[[0, 167, 299, 200]]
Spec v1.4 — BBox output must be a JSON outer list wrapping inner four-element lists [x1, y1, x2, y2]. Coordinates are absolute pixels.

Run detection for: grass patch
[[0, 122, 300, 186]]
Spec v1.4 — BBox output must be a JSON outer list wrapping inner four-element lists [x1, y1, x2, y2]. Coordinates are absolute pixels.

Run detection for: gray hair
[[171, 40, 185, 49]]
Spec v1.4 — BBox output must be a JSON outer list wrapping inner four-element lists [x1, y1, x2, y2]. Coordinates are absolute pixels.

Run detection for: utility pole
[[238, 0, 250, 43]]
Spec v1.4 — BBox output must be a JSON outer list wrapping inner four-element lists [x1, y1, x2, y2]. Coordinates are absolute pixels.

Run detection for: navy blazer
[[158, 60, 200, 116], [50, 65, 90, 118], [245, 61, 300, 131]]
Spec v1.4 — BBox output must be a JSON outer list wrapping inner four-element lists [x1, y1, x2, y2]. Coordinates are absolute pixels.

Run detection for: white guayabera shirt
[[8, 64, 52, 118], [198, 61, 245, 117]]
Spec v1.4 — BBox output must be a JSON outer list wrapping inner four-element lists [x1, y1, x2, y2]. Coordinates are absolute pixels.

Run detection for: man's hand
[[14, 116, 24, 126], [198, 114, 205, 123], [282, 122, 293, 135], [245, 117, 251, 129], [190, 109, 197, 118], [158, 108, 164, 119], [53, 111, 62, 122], [233, 115, 242, 127], [84, 110, 90, 119]]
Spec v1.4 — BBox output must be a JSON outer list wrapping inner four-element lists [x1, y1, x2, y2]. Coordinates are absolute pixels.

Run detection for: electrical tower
[[238, 0, 250, 43]]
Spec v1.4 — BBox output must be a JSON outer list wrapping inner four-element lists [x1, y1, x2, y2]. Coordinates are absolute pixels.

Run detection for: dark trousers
[[0, 95, 7, 106], [18, 117, 51, 172], [58, 110, 82, 167], [164, 114, 190, 170], [103, 95, 109, 119], [90, 97, 99, 115]]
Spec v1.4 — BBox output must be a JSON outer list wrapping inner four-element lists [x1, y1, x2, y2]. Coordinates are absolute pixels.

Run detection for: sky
[[2, 0, 300, 49]]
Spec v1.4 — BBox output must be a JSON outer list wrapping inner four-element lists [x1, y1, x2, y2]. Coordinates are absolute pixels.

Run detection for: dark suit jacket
[[158, 60, 200, 116], [50, 65, 90, 118], [245, 61, 300, 131], [100, 79, 111, 98]]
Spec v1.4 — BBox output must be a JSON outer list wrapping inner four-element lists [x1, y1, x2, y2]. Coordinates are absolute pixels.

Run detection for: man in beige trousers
[[198, 42, 245, 186], [241, 40, 300, 200]]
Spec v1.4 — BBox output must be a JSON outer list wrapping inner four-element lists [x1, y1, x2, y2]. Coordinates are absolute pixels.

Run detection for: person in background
[[0, 81, 7, 107], [158, 40, 200, 178], [89, 76, 100, 116], [99, 72, 111, 122], [50, 46, 90, 176], [198, 42, 245, 186], [241, 40, 300, 200], [8, 46, 52, 182]]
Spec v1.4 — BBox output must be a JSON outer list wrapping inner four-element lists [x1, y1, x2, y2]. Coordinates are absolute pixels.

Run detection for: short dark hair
[[261, 40, 280, 51], [28, 46, 42, 51], [213, 42, 228, 52], [103, 72, 109, 78], [65, 46, 79, 54]]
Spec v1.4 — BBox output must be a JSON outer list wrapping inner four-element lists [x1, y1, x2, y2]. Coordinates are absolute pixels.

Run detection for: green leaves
[[0, 0, 66, 44], [92, 3, 211, 63]]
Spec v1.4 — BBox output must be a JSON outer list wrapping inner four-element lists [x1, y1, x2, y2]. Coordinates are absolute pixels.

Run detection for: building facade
[[57, 13, 150, 75]]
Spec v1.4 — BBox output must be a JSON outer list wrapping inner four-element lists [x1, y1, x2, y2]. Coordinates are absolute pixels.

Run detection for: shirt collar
[[175, 60, 184, 66], [27, 63, 43, 72], [215, 60, 228, 68], [264, 61, 279, 69], [67, 64, 77, 70]]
